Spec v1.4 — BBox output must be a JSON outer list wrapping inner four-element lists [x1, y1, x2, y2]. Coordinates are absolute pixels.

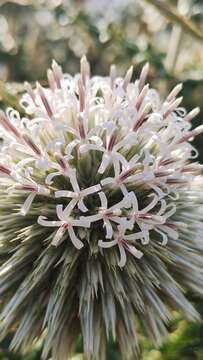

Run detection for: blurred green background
[[0, 0, 203, 359]]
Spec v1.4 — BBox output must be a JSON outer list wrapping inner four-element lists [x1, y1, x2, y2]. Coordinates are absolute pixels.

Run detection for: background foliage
[[0, 0, 203, 359]]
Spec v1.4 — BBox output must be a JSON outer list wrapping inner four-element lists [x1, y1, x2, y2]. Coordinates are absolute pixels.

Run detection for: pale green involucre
[[0, 57, 203, 360]]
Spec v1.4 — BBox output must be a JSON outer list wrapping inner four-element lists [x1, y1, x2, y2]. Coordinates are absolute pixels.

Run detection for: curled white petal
[[81, 184, 101, 196], [98, 239, 117, 248], [55, 190, 77, 198], [98, 153, 110, 174], [158, 225, 179, 240], [62, 199, 78, 218], [68, 227, 84, 249], [154, 228, 168, 245], [140, 195, 158, 214], [21, 192, 36, 216], [78, 199, 88, 212], [98, 191, 108, 209], [126, 244, 143, 260], [46, 172, 60, 185], [38, 216, 62, 227], [51, 226, 66, 247], [118, 244, 127, 268], [104, 219, 113, 239]]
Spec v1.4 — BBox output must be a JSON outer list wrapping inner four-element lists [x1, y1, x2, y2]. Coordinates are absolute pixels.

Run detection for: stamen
[[0, 111, 21, 138], [78, 115, 86, 140], [14, 184, 37, 192], [0, 164, 11, 176], [184, 107, 200, 122], [162, 97, 183, 119], [123, 65, 133, 91], [36, 82, 53, 118], [136, 84, 149, 111], [138, 62, 149, 93], [132, 103, 151, 131], [181, 164, 203, 173], [118, 167, 137, 182], [159, 158, 176, 166], [47, 69, 56, 92], [24, 82, 37, 105], [178, 125, 203, 144], [80, 55, 90, 86], [110, 64, 116, 89], [22, 133, 42, 156], [107, 133, 117, 152], [55, 153, 68, 171], [166, 83, 182, 103], [78, 78, 85, 112], [166, 178, 188, 184], [52, 60, 63, 89], [154, 169, 174, 177]]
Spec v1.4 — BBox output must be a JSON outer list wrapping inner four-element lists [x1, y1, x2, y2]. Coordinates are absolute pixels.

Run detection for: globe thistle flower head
[[0, 56, 203, 360]]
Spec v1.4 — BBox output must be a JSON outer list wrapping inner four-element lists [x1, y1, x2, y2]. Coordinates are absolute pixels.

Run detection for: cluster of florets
[[0, 57, 203, 360], [0, 57, 201, 267]]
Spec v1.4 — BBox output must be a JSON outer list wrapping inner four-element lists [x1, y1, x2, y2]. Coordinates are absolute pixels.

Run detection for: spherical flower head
[[0, 56, 203, 360]]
